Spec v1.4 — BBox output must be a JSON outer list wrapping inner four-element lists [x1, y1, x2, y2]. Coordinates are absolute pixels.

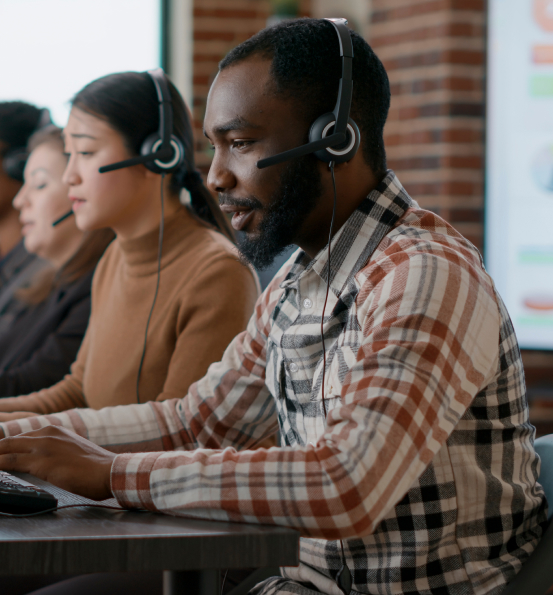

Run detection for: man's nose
[[207, 154, 236, 194]]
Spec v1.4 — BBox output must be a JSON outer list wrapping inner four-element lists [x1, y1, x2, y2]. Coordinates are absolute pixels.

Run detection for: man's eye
[[36, 183, 46, 190], [78, 151, 92, 156], [232, 140, 252, 149]]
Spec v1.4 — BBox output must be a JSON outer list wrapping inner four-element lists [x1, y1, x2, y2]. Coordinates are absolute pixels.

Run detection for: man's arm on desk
[[100, 253, 501, 538], [0, 254, 500, 538], [0, 289, 279, 498], [0, 412, 41, 426], [0, 425, 115, 500], [0, 292, 277, 450]]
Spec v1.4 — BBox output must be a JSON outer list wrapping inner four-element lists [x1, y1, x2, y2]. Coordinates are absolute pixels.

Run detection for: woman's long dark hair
[[71, 71, 234, 242]]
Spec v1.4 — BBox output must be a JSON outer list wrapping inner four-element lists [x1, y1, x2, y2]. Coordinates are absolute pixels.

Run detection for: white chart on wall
[[487, 0, 553, 349], [0, 0, 161, 127]]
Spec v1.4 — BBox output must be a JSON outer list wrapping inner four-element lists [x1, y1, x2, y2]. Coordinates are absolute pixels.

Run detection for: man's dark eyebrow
[[204, 117, 261, 138]]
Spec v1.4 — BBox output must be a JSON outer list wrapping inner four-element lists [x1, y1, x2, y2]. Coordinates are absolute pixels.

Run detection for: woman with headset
[[0, 125, 113, 396], [0, 70, 259, 420]]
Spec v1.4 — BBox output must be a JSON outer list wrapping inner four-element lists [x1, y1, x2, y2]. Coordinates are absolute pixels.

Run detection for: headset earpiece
[[140, 133, 184, 174], [309, 113, 360, 164], [98, 68, 186, 175], [257, 18, 360, 170]]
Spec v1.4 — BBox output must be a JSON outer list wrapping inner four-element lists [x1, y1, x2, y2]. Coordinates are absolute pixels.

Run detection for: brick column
[[192, 0, 272, 171], [191, 0, 311, 171], [370, 0, 486, 249]]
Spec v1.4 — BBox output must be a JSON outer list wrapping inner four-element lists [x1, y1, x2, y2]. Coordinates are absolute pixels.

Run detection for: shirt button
[[303, 298, 313, 309], [289, 362, 299, 373]]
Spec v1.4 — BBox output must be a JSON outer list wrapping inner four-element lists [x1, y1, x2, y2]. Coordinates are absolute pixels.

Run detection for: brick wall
[[370, 0, 486, 250], [369, 0, 553, 430], [191, 0, 272, 171], [192, 0, 311, 172]]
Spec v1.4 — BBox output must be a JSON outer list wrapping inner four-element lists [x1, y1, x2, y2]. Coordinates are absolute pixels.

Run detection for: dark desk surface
[[0, 473, 299, 577]]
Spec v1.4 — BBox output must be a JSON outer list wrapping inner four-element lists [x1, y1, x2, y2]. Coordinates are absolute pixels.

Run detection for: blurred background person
[[0, 125, 114, 396], [0, 70, 258, 420], [0, 101, 51, 314]]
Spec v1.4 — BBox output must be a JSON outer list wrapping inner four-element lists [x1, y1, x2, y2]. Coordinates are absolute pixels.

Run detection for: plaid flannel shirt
[[2, 171, 546, 595]]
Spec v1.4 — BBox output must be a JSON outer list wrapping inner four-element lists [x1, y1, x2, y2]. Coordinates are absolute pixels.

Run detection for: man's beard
[[235, 157, 323, 270]]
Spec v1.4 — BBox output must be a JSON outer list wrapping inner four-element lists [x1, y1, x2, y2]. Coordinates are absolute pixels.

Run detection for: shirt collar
[[280, 170, 413, 296]]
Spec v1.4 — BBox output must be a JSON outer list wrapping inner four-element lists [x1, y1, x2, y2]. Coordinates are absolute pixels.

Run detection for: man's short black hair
[[219, 18, 390, 178], [0, 101, 43, 153]]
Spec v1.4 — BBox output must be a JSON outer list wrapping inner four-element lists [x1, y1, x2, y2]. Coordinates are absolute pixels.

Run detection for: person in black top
[[0, 102, 51, 313], [0, 125, 113, 396]]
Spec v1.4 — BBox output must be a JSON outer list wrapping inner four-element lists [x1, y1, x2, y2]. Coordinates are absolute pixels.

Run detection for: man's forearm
[[0, 401, 166, 451]]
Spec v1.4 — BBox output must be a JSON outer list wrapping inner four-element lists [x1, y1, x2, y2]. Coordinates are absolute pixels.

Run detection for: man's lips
[[220, 204, 256, 232]]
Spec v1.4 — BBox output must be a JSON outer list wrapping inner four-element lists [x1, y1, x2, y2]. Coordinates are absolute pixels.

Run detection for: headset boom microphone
[[52, 210, 74, 227]]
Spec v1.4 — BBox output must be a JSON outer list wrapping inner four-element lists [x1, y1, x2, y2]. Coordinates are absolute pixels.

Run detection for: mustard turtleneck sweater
[[3, 206, 259, 413]]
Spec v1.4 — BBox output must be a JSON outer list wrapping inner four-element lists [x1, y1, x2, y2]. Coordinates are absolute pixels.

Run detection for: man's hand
[[0, 412, 39, 423], [0, 426, 115, 500]]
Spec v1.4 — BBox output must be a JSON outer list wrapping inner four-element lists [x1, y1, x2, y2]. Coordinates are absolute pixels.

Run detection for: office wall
[[311, 0, 371, 37], [191, 0, 273, 171], [368, 0, 553, 428], [370, 0, 486, 250], [190, 0, 312, 172]]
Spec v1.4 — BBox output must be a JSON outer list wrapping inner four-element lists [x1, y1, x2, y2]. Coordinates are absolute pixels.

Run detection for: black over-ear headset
[[257, 18, 360, 169], [99, 68, 185, 174], [2, 108, 53, 182]]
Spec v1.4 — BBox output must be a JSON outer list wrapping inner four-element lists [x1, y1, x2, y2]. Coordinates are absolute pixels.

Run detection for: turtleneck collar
[[116, 206, 198, 277]]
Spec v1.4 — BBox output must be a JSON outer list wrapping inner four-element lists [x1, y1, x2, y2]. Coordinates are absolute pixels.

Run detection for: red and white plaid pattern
[[2, 171, 546, 595]]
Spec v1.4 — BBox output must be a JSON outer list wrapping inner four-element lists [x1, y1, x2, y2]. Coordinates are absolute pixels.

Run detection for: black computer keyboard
[[0, 471, 58, 514]]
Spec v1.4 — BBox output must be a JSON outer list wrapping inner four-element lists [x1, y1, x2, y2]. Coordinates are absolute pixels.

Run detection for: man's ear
[[142, 165, 161, 179], [332, 150, 362, 172]]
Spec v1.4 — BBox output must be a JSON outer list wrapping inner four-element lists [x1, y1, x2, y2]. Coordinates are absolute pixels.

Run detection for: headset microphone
[[52, 210, 74, 227], [98, 68, 184, 175], [257, 18, 360, 170]]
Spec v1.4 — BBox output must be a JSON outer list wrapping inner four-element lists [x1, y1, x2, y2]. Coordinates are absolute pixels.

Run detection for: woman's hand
[[0, 398, 33, 413], [0, 426, 115, 500]]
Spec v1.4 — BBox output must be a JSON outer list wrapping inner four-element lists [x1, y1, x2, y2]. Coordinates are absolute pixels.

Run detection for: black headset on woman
[[99, 68, 185, 175]]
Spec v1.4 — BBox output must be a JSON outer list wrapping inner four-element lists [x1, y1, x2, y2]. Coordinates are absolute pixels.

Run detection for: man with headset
[[0, 19, 545, 595], [0, 101, 49, 315]]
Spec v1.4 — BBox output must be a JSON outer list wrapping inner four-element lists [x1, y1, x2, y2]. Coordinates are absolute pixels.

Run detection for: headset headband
[[148, 68, 173, 157], [257, 18, 354, 169], [327, 19, 353, 141]]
